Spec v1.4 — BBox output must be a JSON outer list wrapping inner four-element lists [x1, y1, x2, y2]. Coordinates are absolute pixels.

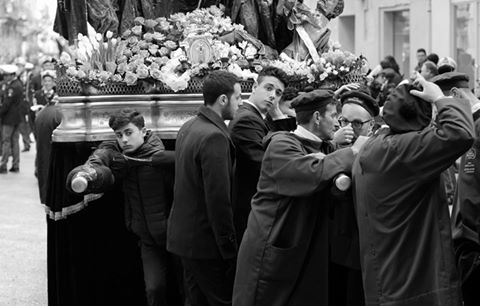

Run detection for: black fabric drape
[[46, 142, 147, 306]]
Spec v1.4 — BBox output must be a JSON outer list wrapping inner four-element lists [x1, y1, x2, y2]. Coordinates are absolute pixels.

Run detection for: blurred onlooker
[[438, 57, 457, 74], [414, 48, 427, 72], [14, 58, 33, 152], [374, 68, 403, 107], [0, 64, 23, 173], [420, 61, 439, 81], [381, 55, 401, 75], [426, 53, 439, 65]]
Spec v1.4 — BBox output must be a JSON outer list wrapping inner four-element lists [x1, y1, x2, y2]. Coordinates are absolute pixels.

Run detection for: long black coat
[[233, 131, 355, 306], [353, 97, 474, 306], [229, 103, 296, 242], [167, 106, 237, 260]]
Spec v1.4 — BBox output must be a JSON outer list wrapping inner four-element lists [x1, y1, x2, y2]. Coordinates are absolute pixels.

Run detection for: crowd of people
[[0, 56, 58, 179], [2, 47, 480, 306], [60, 46, 480, 306]]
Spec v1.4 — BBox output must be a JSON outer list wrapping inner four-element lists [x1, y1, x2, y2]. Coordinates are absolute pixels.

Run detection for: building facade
[[329, 0, 479, 93]]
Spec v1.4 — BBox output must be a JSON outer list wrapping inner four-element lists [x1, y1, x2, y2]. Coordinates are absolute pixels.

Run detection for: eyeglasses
[[338, 117, 372, 129]]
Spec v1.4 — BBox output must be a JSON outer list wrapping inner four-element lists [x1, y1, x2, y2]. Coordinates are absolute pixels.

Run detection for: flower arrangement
[[59, 6, 365, 93], [59, 31, 126, 87]]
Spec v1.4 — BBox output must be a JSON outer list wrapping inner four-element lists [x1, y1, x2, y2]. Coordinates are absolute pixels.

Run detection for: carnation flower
[[155, 18, 171, 32], [128, 36, 139, 45], [124, 71, 138, 85], [117, 55, 128, 64], [152, 32, 166, 42], [77, 70, 87, 79], [66, 66, 78, 77], [150, 62, 160, 70], [159, 47, 170, 57], [132, 25, 143, 36], [138, 40, 149, 49], [143, 33, 154, 42], [131, 45, 141, 54], [148, 46, 159, 56], [98, 71, 112, 83], [144, 19, 158, 31], [150, 68, 162, 80], [109, 74, 121, 83], [117, 62, 128, 75], [122, 29, 132, 38], [136, 64, 149, 79], [134, 17, 145, 26], [164, 40, 177, 50]]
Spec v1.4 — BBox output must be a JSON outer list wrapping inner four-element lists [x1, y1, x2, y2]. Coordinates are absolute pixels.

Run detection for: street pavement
[[0, 145, 48, 305]]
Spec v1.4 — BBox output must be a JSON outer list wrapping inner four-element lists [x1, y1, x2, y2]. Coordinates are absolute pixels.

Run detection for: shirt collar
[[243, 100, 266, 119], [293, 125, 322, 143]]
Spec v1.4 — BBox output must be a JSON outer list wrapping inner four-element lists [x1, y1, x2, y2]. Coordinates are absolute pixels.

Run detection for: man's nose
[[122, 135, 129, 143]]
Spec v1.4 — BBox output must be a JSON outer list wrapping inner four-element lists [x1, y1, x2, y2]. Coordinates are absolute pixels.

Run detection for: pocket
[[260, 244, 303, 282]]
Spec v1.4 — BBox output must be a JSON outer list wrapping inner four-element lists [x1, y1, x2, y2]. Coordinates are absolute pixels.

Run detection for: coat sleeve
[[261, 136, 355, 197], [394, 97, 474, 180], [200, 132, 237, 259]]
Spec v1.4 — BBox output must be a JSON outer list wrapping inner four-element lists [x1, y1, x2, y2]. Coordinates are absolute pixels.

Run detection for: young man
[[329, 87, 379, 306], [228, 66, 296, 242], [353, 80, 474, 306], [420, 60, 439, 81], [67, 109, 175, 306], [167, 70, 242, 306], [415, 48, 427, 72], [233, 90, 366, 306]]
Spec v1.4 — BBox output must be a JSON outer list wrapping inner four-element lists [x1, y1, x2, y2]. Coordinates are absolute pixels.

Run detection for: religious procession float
[[53, 0, 366, 143]]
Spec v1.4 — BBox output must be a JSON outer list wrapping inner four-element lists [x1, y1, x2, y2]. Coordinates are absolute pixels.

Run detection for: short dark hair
[[296, 100, 336, 125], [381, 56, 400, 74], [108, 108, 145, 130], [257, 66, 288, 88], [203, 70, 240, 106], [417, 48, 426, 54], [280, 86, 299, 104], [426, 53, 439, 65], [422, 61, 438, 76]]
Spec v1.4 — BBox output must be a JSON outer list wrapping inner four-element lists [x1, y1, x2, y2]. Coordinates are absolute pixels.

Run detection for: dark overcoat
[[229, 103, 296, 242], [353, 97, 474, 306], [233, 131, 355, 306], [35, 103, 62, 204], [0, 78, 23, 125], [167, 106, 237, 260]]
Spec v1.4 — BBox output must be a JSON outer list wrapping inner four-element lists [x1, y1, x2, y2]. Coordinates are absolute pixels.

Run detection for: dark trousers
[[18, 120, 31, 150], [181, 257, 234, 306], [140, 242, 168, 306], [1, 124, 20, 169], [329, 262, 365, 306]]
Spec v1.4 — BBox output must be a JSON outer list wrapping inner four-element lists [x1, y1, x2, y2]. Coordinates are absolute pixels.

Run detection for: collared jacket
[[167, 106, 237, 260], [353, 97, 474, 306], [233, 131, 355, 306], [0, 78, 24, 125], [229, 102, 296, 242], [67, 131, 175, 246]]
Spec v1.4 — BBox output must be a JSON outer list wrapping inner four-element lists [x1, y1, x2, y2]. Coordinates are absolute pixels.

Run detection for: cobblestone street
[[0, 146, 48, 305]]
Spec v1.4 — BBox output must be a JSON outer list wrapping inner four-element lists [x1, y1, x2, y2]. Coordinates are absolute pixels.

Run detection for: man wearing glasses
[[329, 87, 379, 306]]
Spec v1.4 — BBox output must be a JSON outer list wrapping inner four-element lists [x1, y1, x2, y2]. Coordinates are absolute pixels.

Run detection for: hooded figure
[[353, 81, 474, 306]]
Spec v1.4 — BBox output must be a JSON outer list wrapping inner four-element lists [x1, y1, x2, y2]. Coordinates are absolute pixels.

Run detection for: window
[[453, 2, 478, 90], [383, 10, 410, 76], [338, 15, 355, 53]]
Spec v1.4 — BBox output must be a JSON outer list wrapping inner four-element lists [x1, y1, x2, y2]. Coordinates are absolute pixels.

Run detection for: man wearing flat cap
[[328, 86, 379, 306], [233, 89, 366, 306], [0, 65, 24, 173], [440, 73, 480, 306], [353, 79, 474, 306]]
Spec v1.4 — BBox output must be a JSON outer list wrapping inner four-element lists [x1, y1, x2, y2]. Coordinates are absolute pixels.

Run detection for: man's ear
[[141, 127, 147, 136], [217, 94, 227, 106]]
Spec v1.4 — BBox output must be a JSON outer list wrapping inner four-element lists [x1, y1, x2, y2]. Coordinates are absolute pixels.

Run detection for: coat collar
[[242, 101, 266, 119], [198, 105, 230, 137]]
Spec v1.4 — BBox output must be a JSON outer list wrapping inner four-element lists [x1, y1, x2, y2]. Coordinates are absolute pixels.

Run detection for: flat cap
[[340, 87, 379, 117], [0, 64, 18, 74], [431, 72, 469, 91], [290, 89, 335, 112]]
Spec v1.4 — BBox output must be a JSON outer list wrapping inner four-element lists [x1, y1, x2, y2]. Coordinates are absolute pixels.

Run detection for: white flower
[[106, 31, 113, 39], [333, 70, 338, 75], [319, 72, 328, 81]]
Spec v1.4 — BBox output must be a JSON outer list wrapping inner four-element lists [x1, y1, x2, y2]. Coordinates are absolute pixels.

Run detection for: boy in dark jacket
[[67, 108, 175, 306]]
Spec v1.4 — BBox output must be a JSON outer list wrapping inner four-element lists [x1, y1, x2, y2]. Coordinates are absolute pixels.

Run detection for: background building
[[329, 0, 479, 93]]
